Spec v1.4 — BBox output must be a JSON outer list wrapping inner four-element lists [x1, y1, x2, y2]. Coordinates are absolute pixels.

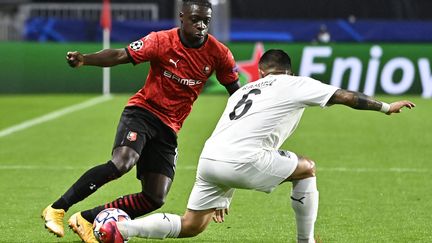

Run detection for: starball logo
[[163, 70, 203, 86]]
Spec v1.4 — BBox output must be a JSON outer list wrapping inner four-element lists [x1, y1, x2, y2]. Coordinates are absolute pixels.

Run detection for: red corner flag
[[100, 0, 111, 30]]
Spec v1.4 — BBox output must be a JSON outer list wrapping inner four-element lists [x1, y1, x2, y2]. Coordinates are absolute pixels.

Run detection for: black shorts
[[113, 106, 178, 180]]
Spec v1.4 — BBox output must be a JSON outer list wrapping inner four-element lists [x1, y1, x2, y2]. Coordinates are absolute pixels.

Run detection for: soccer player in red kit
[[41, 1, 240, 242]]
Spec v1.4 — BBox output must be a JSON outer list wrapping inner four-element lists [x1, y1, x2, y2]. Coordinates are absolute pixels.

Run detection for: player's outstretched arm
[[327, 89, 415, 115], [66, 48, 130, 68]]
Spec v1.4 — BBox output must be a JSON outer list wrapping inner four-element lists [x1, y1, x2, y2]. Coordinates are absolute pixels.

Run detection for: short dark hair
[[183, 0, 212, 9], [258, 49, 292, 72]]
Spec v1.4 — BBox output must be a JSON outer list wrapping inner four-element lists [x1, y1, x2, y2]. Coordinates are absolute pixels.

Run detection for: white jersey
[[200, 74, 338, 163]]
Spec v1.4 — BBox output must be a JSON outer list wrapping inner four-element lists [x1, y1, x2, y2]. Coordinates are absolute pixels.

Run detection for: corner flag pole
[[101, 0, 111, 96]]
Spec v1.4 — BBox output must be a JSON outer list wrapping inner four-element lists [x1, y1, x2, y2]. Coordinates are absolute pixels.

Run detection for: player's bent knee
[[306, 161, 316, 177], [112, 162, 135, 175], [112, 147, 139, 174], [307, 159, 317, 177], [289, 156, 317, 180]]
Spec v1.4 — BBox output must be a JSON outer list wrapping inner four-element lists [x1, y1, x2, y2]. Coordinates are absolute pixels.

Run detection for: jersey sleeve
[[297, 77, 339, 107], [215, 48, 239, 85], [126, 32, 159, 65]]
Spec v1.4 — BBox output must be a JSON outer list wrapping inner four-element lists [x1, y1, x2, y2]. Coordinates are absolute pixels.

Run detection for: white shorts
[[187, 150, 298, 210]]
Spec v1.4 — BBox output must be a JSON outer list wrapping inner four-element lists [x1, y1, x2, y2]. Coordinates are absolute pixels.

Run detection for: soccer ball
[[93, 208, 131, 241]]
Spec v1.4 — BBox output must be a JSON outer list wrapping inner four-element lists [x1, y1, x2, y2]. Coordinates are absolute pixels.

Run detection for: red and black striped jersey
[[125, 28, 239, 133]]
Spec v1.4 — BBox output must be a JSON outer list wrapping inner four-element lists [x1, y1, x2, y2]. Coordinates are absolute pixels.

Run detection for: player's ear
[[179, 11, 184, 22], [259, 68, 266, 78]]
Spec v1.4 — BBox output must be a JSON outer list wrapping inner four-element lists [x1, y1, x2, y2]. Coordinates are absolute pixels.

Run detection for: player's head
[[179, 0, 212, 47], [258, 49, 293, 78]]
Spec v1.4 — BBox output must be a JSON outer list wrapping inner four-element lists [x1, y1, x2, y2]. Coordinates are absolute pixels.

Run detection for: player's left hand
[[212, 208, 229, 223], [387, 100, 416, 115]]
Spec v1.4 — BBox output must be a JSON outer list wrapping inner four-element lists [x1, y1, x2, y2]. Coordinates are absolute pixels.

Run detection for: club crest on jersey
[[130, 40, 143, 51], [127, 131, 137, 142], [202, 65, 211, 75]]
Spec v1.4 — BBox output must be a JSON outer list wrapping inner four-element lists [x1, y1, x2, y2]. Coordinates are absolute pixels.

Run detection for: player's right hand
[[212, 208, 229, 223], [387, 100, 416, 115], [66, 51, 84, 68]]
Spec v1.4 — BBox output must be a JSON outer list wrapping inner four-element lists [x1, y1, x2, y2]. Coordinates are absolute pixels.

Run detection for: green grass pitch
[[0, 94, 431, 242]]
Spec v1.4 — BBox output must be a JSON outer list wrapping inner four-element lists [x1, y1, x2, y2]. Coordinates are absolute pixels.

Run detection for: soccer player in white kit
[[98, 49, 415, 243]]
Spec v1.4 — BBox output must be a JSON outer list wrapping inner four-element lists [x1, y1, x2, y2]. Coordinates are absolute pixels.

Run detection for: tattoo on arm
[[328, 89, 383, 111]]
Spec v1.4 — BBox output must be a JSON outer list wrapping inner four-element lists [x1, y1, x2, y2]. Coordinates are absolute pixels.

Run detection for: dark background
[[4, 0, 432, 20]]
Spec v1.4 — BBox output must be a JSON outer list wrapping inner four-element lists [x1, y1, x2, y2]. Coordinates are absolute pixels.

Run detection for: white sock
[[291, 177, 318, 243], [117, 213, 181, 239]]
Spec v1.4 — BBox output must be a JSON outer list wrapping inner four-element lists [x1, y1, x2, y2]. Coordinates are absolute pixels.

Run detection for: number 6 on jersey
[[229, 89, 261, 120]]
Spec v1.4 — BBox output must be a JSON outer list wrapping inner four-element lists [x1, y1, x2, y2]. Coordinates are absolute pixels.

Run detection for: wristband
[[380, 102, 390, 113]]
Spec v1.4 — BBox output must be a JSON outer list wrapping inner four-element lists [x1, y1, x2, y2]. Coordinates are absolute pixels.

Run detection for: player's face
[[180, 4, 212, 45]]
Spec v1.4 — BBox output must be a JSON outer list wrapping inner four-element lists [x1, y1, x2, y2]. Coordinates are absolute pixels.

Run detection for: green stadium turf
[[0, 94, 431, 242]]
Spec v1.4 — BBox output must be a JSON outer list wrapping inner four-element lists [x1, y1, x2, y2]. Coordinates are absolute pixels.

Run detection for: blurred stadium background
[[0, 1, 431, 242], [1, 0, 432, 95]]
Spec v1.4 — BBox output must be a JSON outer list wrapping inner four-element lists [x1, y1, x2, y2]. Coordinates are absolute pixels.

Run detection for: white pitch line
[[0, 165, 428, 173], [0, 95, 113, 138], [319, 167, 427, 173]]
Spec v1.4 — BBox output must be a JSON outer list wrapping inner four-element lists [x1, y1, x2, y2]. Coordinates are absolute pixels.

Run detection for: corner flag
[[101, 0, 111, 95], [100, 0, 112, 30]]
